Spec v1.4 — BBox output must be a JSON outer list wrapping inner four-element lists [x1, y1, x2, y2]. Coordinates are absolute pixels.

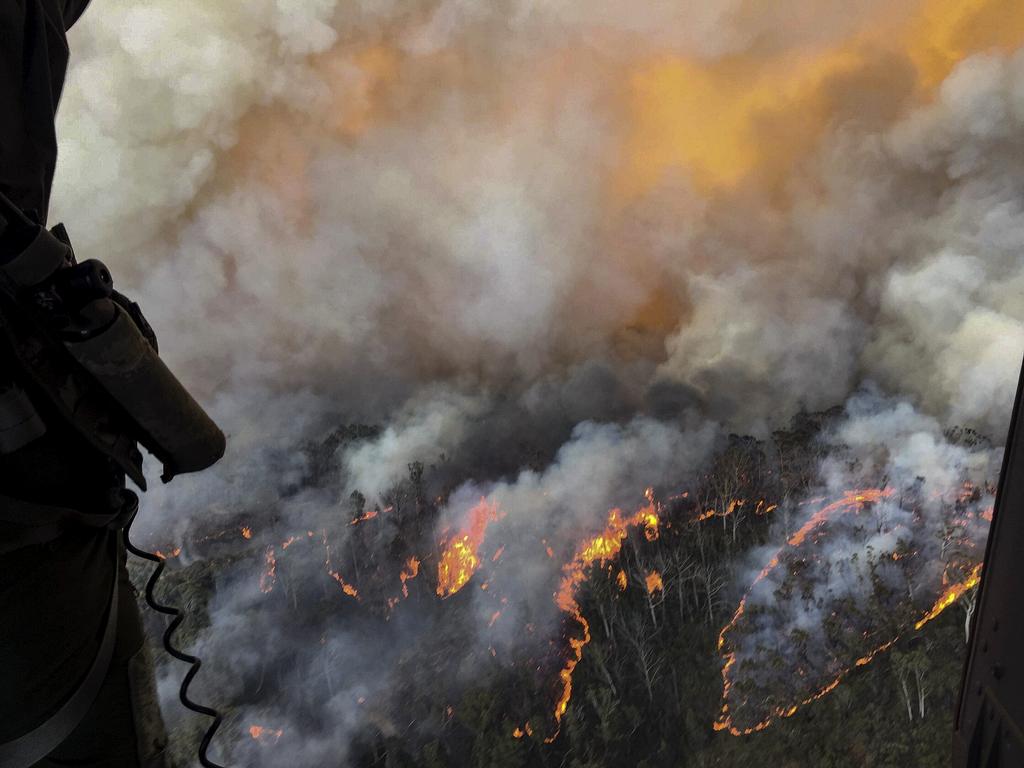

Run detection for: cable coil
[[124, 515, 226, 768]]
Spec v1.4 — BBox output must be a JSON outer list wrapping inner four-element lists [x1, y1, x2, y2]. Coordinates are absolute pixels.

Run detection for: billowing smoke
[[51, 0, 1024, 762]]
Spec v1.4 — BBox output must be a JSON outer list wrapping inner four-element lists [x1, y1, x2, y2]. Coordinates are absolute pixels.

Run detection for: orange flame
[[512, 722, 534, 739], [400, 556, 421, 598], [645, 571, 664, 594], [249, 725, 284, 745], [914, 563, 982, 630], [696, 498, 777, 523], [696, 499, 745, 522], [436, 498, 501, 598], [330, 570, 360, 599], [543, 492, 661, 741], [321, 529, 359, 600], [350, 509, 379, 526]]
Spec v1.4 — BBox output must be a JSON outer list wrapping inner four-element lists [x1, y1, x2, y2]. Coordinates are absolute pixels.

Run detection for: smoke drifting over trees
[[53, 1, 1024, 765]]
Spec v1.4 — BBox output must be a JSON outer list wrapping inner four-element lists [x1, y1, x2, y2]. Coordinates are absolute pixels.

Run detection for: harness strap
[[0, 493, 131, 555]]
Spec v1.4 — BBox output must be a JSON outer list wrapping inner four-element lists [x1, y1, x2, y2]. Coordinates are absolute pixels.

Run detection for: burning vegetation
[[714, 487, 990, 735], [534, 494, 663, 740], [436, 498, 503, 598], [135, 412, 996, 768]]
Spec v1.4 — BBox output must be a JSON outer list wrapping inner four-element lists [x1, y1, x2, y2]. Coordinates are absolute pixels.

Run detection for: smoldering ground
[[717, 389, 999, 733], [53, 0, 1024, 763]]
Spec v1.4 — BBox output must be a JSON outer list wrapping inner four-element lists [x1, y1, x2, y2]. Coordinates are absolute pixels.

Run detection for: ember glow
[[436, 498, 502, 598], [322, 530, 360, 600], [258, 546, 277, 594], [512, 723, 534, 740], [248, 725, 284, 745]]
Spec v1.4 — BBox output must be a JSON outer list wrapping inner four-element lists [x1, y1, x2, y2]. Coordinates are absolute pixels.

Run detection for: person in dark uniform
[[0, 3, 224, 766]]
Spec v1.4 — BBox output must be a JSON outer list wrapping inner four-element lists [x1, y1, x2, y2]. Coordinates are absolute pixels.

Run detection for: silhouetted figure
[[1, 3, 225, 766]]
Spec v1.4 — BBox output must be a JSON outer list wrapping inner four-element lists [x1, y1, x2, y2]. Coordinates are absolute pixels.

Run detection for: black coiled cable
[[123, 512, 226, 768]]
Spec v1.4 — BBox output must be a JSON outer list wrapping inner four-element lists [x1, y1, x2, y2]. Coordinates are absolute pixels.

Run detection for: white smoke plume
[[49, 0, 1024, 763]]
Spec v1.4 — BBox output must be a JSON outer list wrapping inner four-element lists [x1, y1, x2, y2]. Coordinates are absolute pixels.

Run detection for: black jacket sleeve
[[0, 5, 28, 142], [0, 0, 76, 224], [63, 0, 91, 29], [0, 2, 33, 220]]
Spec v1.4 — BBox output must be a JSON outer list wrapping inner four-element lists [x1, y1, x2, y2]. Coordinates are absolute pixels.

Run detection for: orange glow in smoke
[[616, 0, 1024, 201]]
